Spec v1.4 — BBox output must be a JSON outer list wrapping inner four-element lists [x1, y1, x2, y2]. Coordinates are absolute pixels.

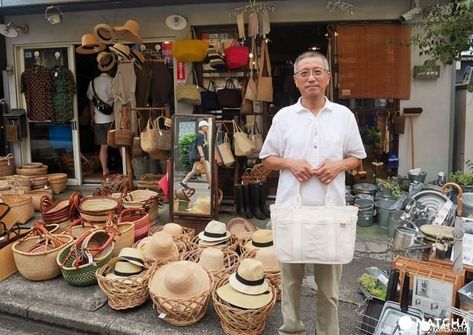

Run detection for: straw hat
[[198, 220, 231, 242], [114, 19, 142, 44], [198, 238, 230, 247], [198, 247, 224, 271], [244, 230, 273, 250], [130, 49, 145, 67], [146, 231, 179, 259], [226, 217, 257, 238], [114, 259, 142, 277], [217, 259, 273, 309], [96, 51, 116, 72], [75, 33, 106, 55], [187, 195, 211, 214], [254, 247, 279, 272], [149, 261, 210, 299], [162, 223, 183, 238], [117, 247, 145, 267], [109, 43, 132, 62], [94, 23, 114, 44]]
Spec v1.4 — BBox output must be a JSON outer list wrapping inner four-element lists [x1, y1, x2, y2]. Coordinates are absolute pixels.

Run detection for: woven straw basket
[[191, 234, 239, 252], [0, 154, 15, 177], [149, 224, 195, 244], [27, 189, 52, 212], [96, 256, 157, 310], [0, 194, 34, 229], [181, 248, 240, 290], [12, 234, 73, 281], [111, 222, 135, 257], [212, 276, 277, 335]]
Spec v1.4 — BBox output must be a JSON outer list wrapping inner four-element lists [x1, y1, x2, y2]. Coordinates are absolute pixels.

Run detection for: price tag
[[158, 312, 166, 319]]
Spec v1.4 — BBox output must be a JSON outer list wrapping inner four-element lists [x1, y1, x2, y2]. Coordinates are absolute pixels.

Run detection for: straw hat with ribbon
[[146, 231, 179, 259], [96, 51, 116, 72], [130, 49, 145, 67], [114, 19, 142, 44], [109, 43, 132, 62], [198, 220, 231, 242], [244, 229, 273, 251], [94, 23, 114, 44], [117, 247, 145, 268], [149, 260, 210, 299], [76, 33, 106, 55], [216, 258, 273, 309], [198, 247, 224, 271], [162, 223, 183, 238]]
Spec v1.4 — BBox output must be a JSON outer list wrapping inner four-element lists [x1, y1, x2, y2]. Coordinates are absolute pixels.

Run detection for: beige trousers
[[278, 263, 343, 335]]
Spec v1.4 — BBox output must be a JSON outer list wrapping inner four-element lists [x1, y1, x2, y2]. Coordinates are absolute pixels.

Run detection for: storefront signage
[[176, 61, 186, 84]]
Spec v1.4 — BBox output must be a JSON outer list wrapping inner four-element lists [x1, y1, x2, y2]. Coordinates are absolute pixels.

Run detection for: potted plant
[[178, 133, 196, 170], [376, 178, 402, 199], [449, 160, 473, 192]]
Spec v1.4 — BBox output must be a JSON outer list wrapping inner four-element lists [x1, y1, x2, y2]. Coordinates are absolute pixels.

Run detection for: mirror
[[171, 114, 215, 218]]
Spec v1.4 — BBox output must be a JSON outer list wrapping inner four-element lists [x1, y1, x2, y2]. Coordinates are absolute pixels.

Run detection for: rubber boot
[[234, 184, 247, 217], [241, 184, 253, 219], [259, 181, 271, 218], [249, 182, 266, 220]]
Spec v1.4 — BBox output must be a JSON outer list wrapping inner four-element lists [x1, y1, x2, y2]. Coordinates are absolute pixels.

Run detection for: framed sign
[[412, 275, 454, 317]]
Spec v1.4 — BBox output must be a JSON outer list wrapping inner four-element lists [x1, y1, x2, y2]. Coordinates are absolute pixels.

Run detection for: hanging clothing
[[134, 62, 152, 107], [21, 64, 54, 121], [112, 61, 136, 129], [149, 61, 172, 108], [50, 65, 76, 124]]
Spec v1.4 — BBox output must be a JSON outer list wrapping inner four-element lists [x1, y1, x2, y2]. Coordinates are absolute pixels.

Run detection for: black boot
[[241, 184, 253, 219], [234, 184, 247, 217], [249, 182, 266, 220], [259, 182, 271, 218]]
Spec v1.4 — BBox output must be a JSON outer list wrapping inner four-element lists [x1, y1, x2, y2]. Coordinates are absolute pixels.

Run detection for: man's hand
[[200, 156, 205, 162], [289, 160, 315, 182], [313, 160, 343, 184]]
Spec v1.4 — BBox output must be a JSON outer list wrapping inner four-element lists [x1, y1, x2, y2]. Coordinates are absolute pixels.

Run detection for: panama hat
[[114, 259, 143, 277], [244, 229, 273, 250], [94, 23, 114, 44], [198, 120, 209, 128], [75, 33, 106, 55], [226, 217, 257, 239], [114, 19, 142, 44], [162, 223, 183, 238], [109, 43, 132, 62], [149, 261, 210, 299], [198, 220, 231, 242], [146, 231, 179, 260], [187, 195, 211, 214], [117, 247, 145, 267], [197, 247, 224, 271], [217, 258, 273, 309], [255, 247, 279, 272], [96, 51, 116, 72], [130, 49, 145, 67], [198, 238, 231, 248]]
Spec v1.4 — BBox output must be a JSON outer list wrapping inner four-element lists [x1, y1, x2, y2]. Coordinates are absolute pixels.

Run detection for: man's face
[[293, 57, 331, 99]]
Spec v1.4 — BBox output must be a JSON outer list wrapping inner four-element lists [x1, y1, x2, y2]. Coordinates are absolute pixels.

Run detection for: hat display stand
[[191, 234, 239, 252], [212, 276, 277, 335], [96, 256, 157, 310], [149, 224, 195, 244], [181, 248, 240, 290]]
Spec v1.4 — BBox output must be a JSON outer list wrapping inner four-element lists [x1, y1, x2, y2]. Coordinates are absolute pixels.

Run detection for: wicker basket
[[190, 234, 239, 252], [118, 208, 150, 241], [29, 175, 49, 190], [102, 174, 129, 194], [48, 173, 68, 194], [0, 194, 34, 229], [132, 136, 145, 157], [212, 276, 277, 335], [241, 163, 272, 185], [114, 129, 134, 147], [27, 189, 53, 212], [2, 174, 31, 189], [16, 165, 48, 176], [111, 222, 135, 257], [0, 154, 15, 177], [149, 224, 195, 244], [96, 256, 157, 310], [107, 129, 117, 148], [12, 234, 73, 281], [138, 173, 162, 193], [181, 248, 240, 290]]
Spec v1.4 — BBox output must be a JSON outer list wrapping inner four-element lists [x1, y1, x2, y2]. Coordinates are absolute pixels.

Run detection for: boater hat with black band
[[198, 220, 231, 242]]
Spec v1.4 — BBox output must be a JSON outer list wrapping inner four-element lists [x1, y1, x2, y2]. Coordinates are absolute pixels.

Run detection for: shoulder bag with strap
[[91, 79, 114, 115]]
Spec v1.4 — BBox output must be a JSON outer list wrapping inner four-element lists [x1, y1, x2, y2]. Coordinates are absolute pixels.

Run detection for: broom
[[403, 107, 423, 169]]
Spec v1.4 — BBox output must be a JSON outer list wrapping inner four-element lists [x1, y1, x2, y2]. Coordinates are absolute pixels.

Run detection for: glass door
[[16, 44, 82, 184]]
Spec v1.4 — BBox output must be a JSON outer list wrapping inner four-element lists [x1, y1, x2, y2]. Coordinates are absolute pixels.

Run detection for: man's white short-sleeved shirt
[[87, 73, 115, 124], [260, 97, 366, 206]]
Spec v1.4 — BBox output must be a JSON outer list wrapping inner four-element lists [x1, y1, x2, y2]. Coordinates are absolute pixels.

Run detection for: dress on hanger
[[50, 65, 76, 124], [21, 64, 54, 121], [134, 62, 151, 108], [112, 61, 137, 129]]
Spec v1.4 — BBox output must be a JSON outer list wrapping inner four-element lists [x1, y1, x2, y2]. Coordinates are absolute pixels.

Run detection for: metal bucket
[[392, 227, 423, 250], [388, 209, 404, 239], [375, 198, 397, 230], [353, 183, 378, 196], [408, 171, 427, 184], [463, 192, 473, 218]]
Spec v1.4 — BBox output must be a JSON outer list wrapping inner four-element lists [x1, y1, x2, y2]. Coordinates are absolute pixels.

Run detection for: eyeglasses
[[295, 68, 329, 78]]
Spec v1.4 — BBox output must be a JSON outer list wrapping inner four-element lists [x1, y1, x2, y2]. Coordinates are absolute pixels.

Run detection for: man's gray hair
[[294, 51, 330, 74]]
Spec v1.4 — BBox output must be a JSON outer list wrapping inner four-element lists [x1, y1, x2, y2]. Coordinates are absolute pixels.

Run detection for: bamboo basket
[[102, 174, 129, 194], [0, 194, 34, 229], [27, 189, 52, 211], [111, 222, 135, 257], [181, 248, 240, 290], [12, 234, 73, 281], [190, 234, 239, 252], [0, 154, 15, 177], [29, 175, 49, 190], [2, 174, 31, 189], [96, 256, 156, 310], [149, 224, 195, 244], [114, 129, 134, 147], [241, 163, 272, 185]]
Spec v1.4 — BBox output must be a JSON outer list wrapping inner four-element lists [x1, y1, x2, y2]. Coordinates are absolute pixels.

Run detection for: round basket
[[190, 234, 239, 252], [0, 154, 15, 177], [16, 165, 48, 176], [181, 248, 240, 290], [27, 189, 52, 212], [137, 173, 162, 193], [48, 173, 68, 194], [29, 175, 49, 190], [114, 129, 134, 147], [149, 265, 213, 326], [96, 257, 157, 310], [123, 189, 159, 208], [118, 208, 150, 241], [22, 162, 43, 169], [2, 174, 31, 189], [212, 276, 277, 335], [57, 240, 113, 286], [111, 222, 135, 257], [78, 196, 119, 223], [12, 234, 73, 281], [65, 218, 97, 239], [149, 224, 195, 244], [0, 194, 34, 228]]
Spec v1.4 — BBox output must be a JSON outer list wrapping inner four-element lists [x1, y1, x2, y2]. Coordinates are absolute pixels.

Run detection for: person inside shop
[[86, 52, 117, 177], [180, 120, 211, 189], [259, 51, 366, 335]]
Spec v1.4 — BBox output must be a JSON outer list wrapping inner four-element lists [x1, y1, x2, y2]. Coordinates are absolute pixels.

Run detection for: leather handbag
[[200, 80, 220, 111], [271, 185, 358, 264], [176, 69, 201, 106], [173, 29, 208, 62], [217, 78, 242, 108], [225, 41, 249, 69], [232, 120, 255, 157], [154, 116, 172, 151], [217, 132, 235, 167], [256, 40, 273, 102]]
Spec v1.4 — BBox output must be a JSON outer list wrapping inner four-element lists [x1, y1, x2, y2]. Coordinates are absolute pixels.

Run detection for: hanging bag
[[256, 40, 273, 102], [217, 124, 235, 167], [217, 78, 242, 108], [225, 40, 249, 70], [173, 28, 209, 63], [114, 106, 134, 147], [271, 184, 358, 264], [176, 68, 201, 106], [132, 115, 145, 157], [232, 120, 255, 157], [241, 38, 257, 115], [140, 118, 158, 153], [154, 116, 172, 151], [247, 120, 263, 158], [200, 80, 220, 111]]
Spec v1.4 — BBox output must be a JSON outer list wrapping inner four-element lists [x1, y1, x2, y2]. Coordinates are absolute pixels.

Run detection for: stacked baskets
[[77, 196, 119, 224], [48, 173, 68, 194], [16, 163, 48, 176]]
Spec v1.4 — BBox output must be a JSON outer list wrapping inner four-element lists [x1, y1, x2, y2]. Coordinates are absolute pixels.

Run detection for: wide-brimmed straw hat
[[162, 223, 183, 238], [149, 261, 210, 299], [146, 231, 179, 259], [94, 23, 114, 44], [244, 229, 273, 250], [198, 247, 224, 271], [130, 48, 145, 67], [114, 259, 142, 277], [109, 43, 132, 62], [117, 247, 145, 267], [217, 258, 272, 309], [255, 247, 279, 272], [187, 195, 211, 214], [114, 19, 142, 44], [96, 51, 116, 72], [226, 217, 257, 238], [198, 220, 231, 242], [76, 33, 106, 55]]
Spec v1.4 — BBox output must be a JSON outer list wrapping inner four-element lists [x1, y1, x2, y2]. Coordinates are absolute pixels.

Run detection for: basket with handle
[[0, 194, 34, 229], [118, 208, 151, 241], [107, 123, 117, 148], [115, 106, 134, 147], [0, 154, 15, 177]]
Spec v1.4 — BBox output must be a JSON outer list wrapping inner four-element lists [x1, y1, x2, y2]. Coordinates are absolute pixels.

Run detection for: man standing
[[87, 52, 116, 177], [260, 51, 366, 335]]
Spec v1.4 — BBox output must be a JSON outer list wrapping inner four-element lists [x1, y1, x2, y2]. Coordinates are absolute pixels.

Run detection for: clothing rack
[[231, 0, 274, 16], [130, 107, 169, 118]]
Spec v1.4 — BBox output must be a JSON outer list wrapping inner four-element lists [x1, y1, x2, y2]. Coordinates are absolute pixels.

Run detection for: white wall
[[3, 0, 454, 176]]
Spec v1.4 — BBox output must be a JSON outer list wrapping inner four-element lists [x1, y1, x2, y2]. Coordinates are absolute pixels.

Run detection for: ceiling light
[[0, 22, 28, 38], [45, 6, 63, 25]]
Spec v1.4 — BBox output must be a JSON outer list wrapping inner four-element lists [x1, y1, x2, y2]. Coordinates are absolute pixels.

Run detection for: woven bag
[[0, 154, 15, 177], [173, 29, 208, 62], [115, 109, 133, 147], [256, 40, 273, 102], [140, 119, 158, 153], [154, 116, 172, 151]]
